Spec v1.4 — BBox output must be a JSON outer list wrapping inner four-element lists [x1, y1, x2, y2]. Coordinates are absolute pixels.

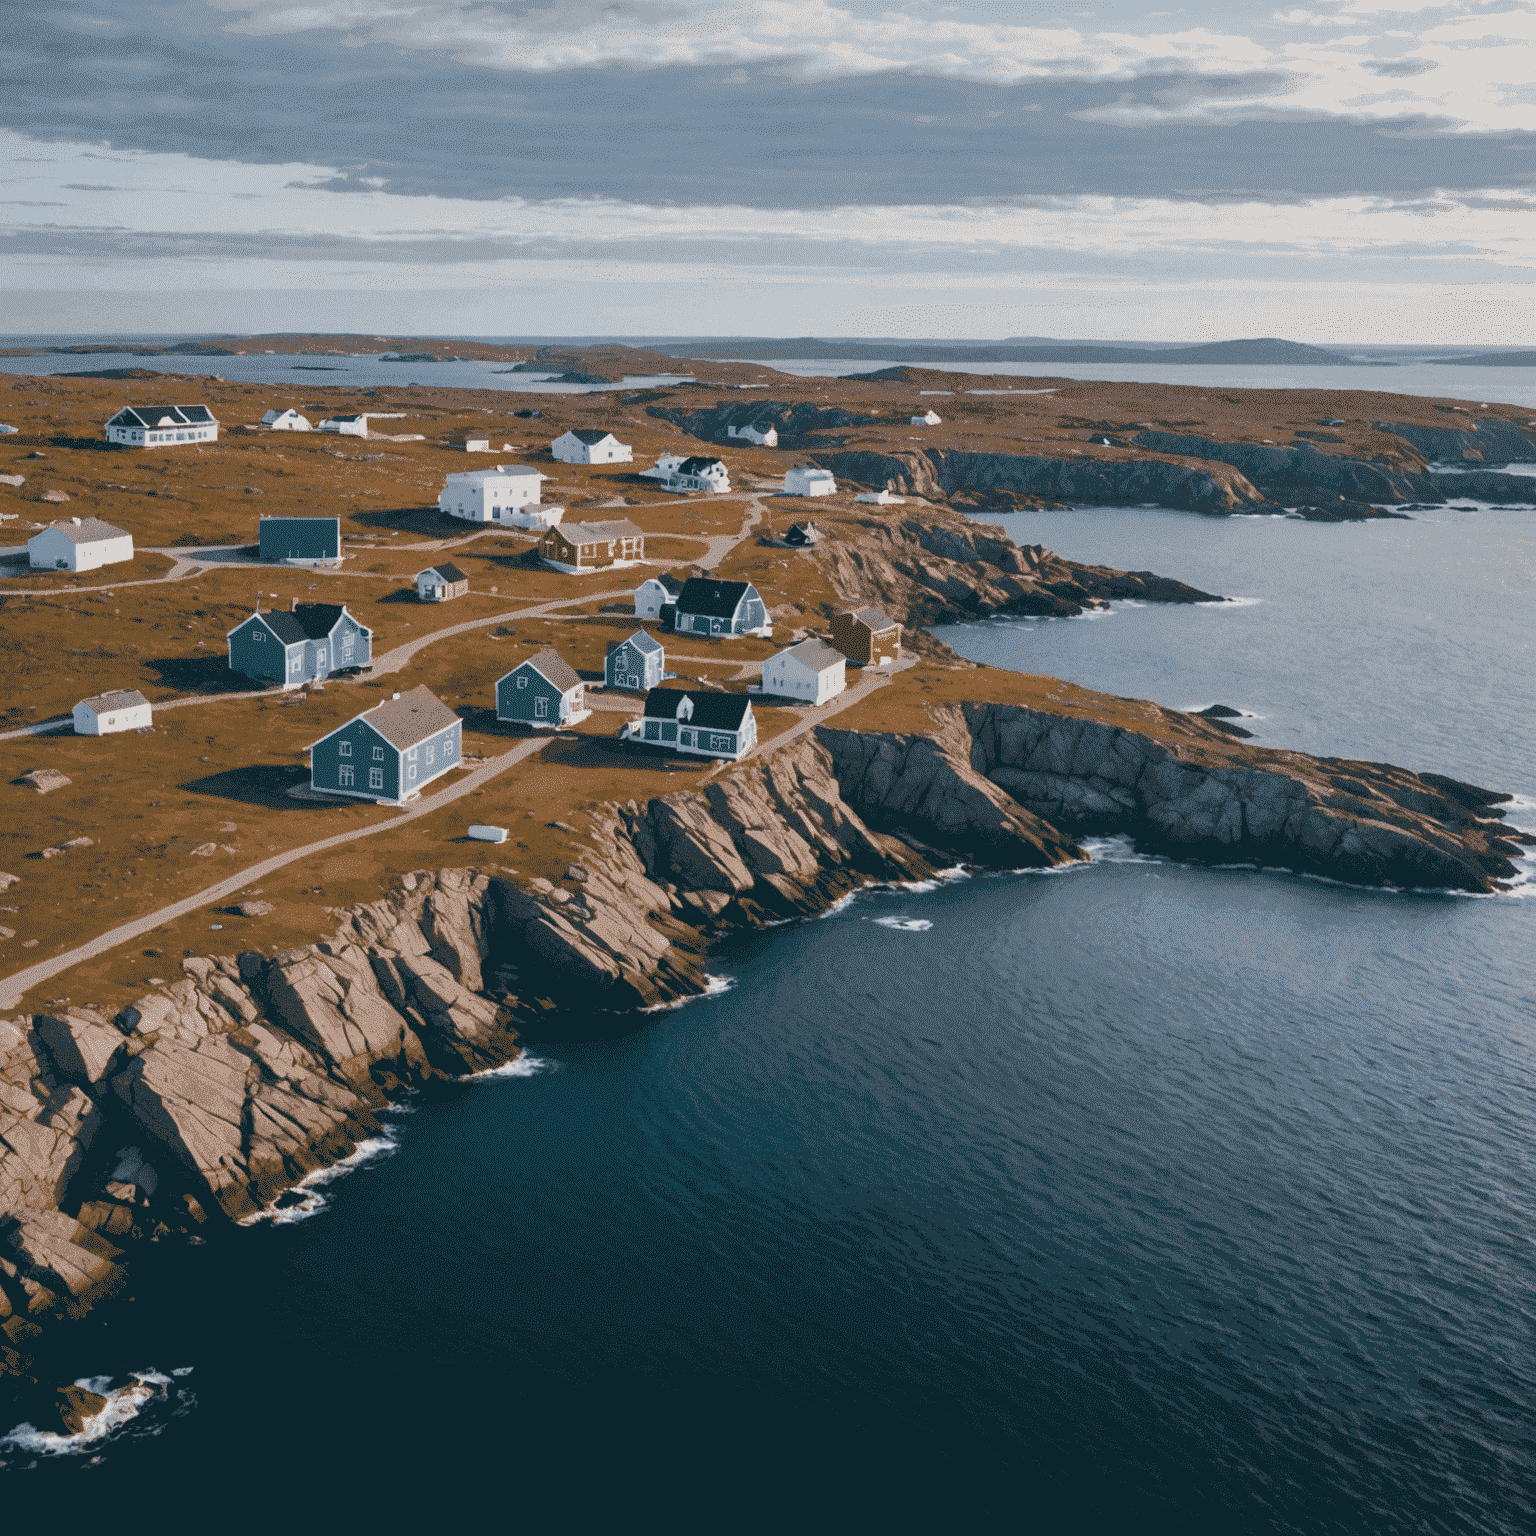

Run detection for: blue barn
[[605, 630, 665, 692], [259, 516, 341, 567], [308, 685, 462, 805], [226, 601, 372, 688], [496, 649, 590, 729]]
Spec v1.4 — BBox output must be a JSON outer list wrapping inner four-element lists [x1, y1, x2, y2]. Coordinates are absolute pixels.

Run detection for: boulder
[[16, 768, 70, 794]]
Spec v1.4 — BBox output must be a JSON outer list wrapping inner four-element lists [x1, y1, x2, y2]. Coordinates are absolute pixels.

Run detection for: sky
[[2, 0, 1534, 340]]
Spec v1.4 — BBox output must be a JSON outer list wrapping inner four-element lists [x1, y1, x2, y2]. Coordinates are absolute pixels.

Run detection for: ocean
[[3, 428, 1534, 1530]]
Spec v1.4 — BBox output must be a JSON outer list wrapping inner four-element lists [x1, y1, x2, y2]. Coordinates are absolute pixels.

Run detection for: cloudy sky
[[3, 0, 1534, 338]]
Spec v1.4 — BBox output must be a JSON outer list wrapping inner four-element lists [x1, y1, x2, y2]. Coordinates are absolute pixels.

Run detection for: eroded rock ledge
[[2, 705, 1525, 1383]]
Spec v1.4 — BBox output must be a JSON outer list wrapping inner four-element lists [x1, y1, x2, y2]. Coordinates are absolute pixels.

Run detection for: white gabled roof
[[442, 464, 546, 488], [77, 688, 150, 714], [32, 517, 130, 545], [775, 639, 844, 673]]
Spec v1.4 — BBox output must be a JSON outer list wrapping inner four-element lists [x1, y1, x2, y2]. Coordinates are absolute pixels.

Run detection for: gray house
[[672, 577, 771, 638], [308, 685, 462, 806], [623, 688, 757, 761], [605, 630, 665, 692], [226, 601, 372, 688], [259, 516, 341, 566], [496, 648, 591, 728]]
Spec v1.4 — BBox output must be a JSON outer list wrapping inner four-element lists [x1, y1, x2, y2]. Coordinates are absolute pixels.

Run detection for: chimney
[[391, 692, 401, 701], [290, 596, 298, 612]]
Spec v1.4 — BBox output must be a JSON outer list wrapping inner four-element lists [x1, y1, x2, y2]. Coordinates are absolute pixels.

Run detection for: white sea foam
[[642, 973, 738, 1012], [459, 1052, 554, 1083], [871, 916, 933, 932], [0, 1369, 191, 1456], [1080, 835, 1161, 865], [240, 1129, 401, 1226]]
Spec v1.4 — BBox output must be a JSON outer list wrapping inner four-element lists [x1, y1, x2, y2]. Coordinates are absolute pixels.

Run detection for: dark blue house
[[308, 685, 462, 805], [623, 688, 757, 761], [672, 578, 770, 638], [226, 601, 371, 688], [259, 515, 341, 566], [605, 630, 665, 692], [496, 648, 590, 728]]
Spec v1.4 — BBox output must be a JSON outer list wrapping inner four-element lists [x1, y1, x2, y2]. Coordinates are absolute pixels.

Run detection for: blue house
[[623, 688, 757, 761], [496, 649, 591, 729], [226, 602, 372, 688], [605, 630, 665, 692], [259, 516, 341, 567], [672, 578, 771, 639], [308, 685, 462, 806]]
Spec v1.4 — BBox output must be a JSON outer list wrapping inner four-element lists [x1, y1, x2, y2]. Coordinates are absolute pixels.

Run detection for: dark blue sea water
[[5, 502, 1534, 1531]]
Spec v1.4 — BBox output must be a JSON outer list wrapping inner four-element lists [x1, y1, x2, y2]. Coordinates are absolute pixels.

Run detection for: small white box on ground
[[468, 825, 509, 844]]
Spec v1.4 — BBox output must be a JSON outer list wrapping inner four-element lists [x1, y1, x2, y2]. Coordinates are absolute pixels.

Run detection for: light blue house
[[308, 685, 462, 805], [226, 602, 372, 689], [496, 649, 590, 729], [605, 630, 665, 692]]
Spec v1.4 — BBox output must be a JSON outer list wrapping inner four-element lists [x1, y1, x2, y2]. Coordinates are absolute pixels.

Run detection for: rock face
[[647, 399, 884, 448]]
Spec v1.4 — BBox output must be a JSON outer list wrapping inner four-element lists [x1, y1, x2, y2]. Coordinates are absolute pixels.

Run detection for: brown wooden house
[[539, 518, 645, 571], [830, 605, 901, 665]]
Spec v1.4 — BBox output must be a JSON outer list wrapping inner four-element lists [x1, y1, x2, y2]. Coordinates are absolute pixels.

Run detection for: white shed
[[464, 438, 492, 452], [727, 422, 778, 446], [634, 573, 684, 619], [438, 465, 559, 527], [784, 466, 836, 497], [262, 409, 311, 431], [855, 490, 906, 505], [73, 688, 152, 735], [761, 639, 846, 706], [319, 414, 369, 437], [910, 410, 942, 426], [28, 517, 134, 572], [552, 429, 633, 465]]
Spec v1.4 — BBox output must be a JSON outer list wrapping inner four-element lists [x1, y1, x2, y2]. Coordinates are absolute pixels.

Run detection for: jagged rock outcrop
[[1376, 417, 1536, 466], [648, 399, 884, 448]]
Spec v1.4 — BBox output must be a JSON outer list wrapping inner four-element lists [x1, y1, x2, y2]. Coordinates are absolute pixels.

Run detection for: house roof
[[777, 639, 845, 673], [78, 688, 150, 714], [514, 648, 584, 693], [442, 465, 545, 485], [610, 629, 664, 656], [845, 605, 898, 632], [638, 572, 685, 596], [323, 413, 366, 424], [553, 518, 644, 545], [262, 408, 305, 421], [419, 562, 468, 584], [564, 429, 620, 445], [34, 517, 130, 545], [675, 577, 756, 618], [786, 522, 821, 540], [254, 603, 350, 645], [642, 688, 753, 730], [357, 685, 460, 751], [109, 404, 217, 428], [675, 456, 726, 475]]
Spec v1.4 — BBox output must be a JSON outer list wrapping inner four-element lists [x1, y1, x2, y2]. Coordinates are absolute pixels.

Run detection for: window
[[408, 764, 417, 781], [289, 655, 301, 673], [339, 765, 354, 786], [369, 767, 383, 790], [516, 675, 529, 689], [426, 743, 435, 763], [339, 740, 352, 757], [254, 630, 264, 643], [644, 720, 659, 741], [535, 696, 549, 719], [373, 745, 384, 760], [444, 737, 456, 758]]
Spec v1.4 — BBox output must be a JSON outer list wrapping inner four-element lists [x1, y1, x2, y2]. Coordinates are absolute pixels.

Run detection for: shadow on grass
[[350, 505, 454, 537], [541, 733, 710, 775], [179, 764, 323, 809], [144, 655, 268, 694], [375, 586, 422, 604]]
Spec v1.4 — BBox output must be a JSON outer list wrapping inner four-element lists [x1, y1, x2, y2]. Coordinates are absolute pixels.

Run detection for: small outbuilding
[[318, 414, 368, 437], [28, 517, 134, 572], [552, 429, 633, 465], [634, 572, 685, 620], [623, 689, 757, 762], [727, 422, 778, 447], [830, 606, 902, 666], [855, 490, 906, 505], [673, 577, 770, 639], [464, 438, 492, 453], [658, 456, 730, 494], [639, 454, 685, 481], [782, 522, 821, 547], [261, 408, 311, 431], [539, 518, 645, 572], [259, 515, 341, 567], [227, 601, 372, 688], [73, 688, 152, 736], [784, 466, 836, 497], [439, 465, 555, 526], [308, 685, 462, 806], [496, 649, 590, 728], [416, 563, 469, 602], [761, 639, 846, 705], [910, 410, 942, 426], [105, 404, 219, 448], [606, 630, 665, 692]]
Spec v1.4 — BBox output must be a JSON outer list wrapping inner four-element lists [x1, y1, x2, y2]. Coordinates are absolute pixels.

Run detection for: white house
[[658, 456, 731, 494], [855, 490, 906, 505], [784, 466, 836, 497], [438, 465, 561, 527], [639, 454, 686, 481], [634, 573, 685, 619], [910, 410, 942, 426], [727, 422, 778, 447], [28, 517, 134, 572], [73, 688, 152, 736], [318, 414, 369, 437], [261, 409, 311, 431], [105, 404, 218, 448], [464, 438, 491, 453], [552, 429, 633, 465], [761, 639, 846, 705]]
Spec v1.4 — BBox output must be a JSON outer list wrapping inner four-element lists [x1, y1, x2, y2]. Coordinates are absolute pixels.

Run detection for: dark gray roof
[[359, 686, 460, 750], [676, 456, 726, 475], [519, 648, 583, 693], [109, 404, 217, 428], [420, 562, 468, 584], [642, 688, 753, 730], [257, 603, 349, 644], [567, 428, 618, 444], [675, 577, 757, 618], [643, 572, 686, 596], [610, 629, 664, 656]]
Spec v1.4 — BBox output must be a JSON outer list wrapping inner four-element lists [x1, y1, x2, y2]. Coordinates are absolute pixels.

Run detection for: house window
[[373, 745, 384, 760], [408, 764, 417, 781], [369, 767, 383, 789], [444, 737, 456, 758], [644, 720, 659, 740], [339, 741, 352, 757], [289, 655, 301, 673], [516, 675, 528, 689], [341, 637, 353, 660], [339, 765, 354, 786], [254, 631, 264, 643], [535, 696, 549, 719], [426, 743, 435, 763]]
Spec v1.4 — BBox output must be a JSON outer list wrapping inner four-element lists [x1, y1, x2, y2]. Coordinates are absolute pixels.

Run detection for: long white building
[[105, 404, 219, 448], [438, 465, 561, 527], [552, 429, 633, 464]]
